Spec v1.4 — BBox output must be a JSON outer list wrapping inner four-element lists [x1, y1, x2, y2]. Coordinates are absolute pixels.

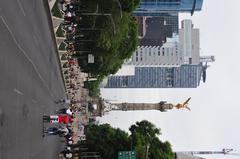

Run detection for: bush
[[59, 42, 66, 50], [51, 1, 63, 18], [63, 62, 69, 68], [56, 25, 65, 37]]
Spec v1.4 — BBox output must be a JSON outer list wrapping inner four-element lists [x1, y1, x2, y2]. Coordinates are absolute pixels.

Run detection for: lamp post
[[114, 0, 123, 18], [145, 144, 150, 159]]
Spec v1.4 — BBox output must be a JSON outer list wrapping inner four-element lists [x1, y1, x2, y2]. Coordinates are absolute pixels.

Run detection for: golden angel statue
[[174, 97, 191, 111]]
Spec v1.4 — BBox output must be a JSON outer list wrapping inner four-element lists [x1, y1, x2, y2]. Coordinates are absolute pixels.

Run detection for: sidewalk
[[47, 0, 91, 143], [44, 0, 67, 94], [49, 0, 57, 10]]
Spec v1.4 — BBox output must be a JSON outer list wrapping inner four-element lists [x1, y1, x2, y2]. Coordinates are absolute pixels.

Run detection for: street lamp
[[145, 144, 150, 159], [107, 15, 116, 34], [114, 0, 123, 18]]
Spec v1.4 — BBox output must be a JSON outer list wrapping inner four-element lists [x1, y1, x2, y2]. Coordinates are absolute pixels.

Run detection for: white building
[[126, 19, 200, 66], [179, 19, 200, 64], [127, 33, 182, 66], [113, 65, 135, 76]]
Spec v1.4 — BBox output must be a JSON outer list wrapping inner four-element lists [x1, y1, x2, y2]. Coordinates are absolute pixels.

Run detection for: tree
[[73, 0, 139, 93], [119, 0, 140, 12], [149, 138, 174, 159], [85, 124, 130, 159], [129, 120, 175, 159], [129, 120, 162, 159], [84, 120, 174, 159]]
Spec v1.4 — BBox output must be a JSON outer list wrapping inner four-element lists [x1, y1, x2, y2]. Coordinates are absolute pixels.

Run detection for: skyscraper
[[136, 16, 147, 39], [103, 19, 215, 89], [127, 20, 199, 66], [105, 64, 204, 88], [179, 19, 200, 64], [140, 16, 179, 46], [133, 0, 204, 16], [127, 33, 182, 66]]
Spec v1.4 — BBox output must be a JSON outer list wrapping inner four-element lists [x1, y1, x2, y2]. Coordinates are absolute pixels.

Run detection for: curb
[[43, 0, 67, 96]]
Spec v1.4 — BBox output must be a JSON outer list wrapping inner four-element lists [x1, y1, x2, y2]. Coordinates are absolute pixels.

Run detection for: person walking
[[60, 150, 73, 159], [43, 114, 73, 124], [56, 108, 73, 115]]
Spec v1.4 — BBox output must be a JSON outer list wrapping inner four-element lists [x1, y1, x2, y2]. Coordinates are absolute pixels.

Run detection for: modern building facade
[[128, 33, 182, 66], [127, 20, 199, 66], [133, 0, 204, 16], [139, 16, 179, 46], [136, 16, 147, 39], [105, 64, 203, 88], [113, 65, 135, 76], [103, 19, 215, 89], [179, 19, 200, 64]]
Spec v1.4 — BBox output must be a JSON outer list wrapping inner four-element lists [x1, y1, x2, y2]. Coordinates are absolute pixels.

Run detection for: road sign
[[118, 151, 136, 159], [88, 54, 94, 63]]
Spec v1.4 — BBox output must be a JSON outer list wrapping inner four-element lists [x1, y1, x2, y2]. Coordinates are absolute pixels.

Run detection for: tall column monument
[[107, 97, 191, 112]]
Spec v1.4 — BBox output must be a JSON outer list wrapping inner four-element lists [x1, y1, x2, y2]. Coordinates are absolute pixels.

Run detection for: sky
[[99, 0, 240, 159]]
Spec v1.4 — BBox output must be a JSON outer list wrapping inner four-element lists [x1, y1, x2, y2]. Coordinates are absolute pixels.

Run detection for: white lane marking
[[14, 88, 24, 95], [17, 0, 26, 16], [0, 16, 54, 98]]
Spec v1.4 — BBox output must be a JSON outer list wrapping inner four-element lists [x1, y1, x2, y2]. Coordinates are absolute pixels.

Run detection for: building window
[[189, 58, 192, 64], [136, 57, 138, 61]]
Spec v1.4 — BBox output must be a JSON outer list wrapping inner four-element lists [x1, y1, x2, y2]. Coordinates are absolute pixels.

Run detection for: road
[[0, 0, 66, 159]]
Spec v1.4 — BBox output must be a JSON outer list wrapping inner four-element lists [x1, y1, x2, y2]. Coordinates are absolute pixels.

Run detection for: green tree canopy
[[85, 124, 131, 159], [119, 0, 140, 12], [84, 120, 174, 159], [129, 120, 175, 159], [74, 0, 139, 77]]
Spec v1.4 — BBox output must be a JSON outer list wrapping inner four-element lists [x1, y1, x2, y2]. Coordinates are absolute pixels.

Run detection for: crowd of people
[[43, 101, 80, 158], [45, 1, 89, 158], [61, 0, 81, 53], [59, 0, 89, 102]]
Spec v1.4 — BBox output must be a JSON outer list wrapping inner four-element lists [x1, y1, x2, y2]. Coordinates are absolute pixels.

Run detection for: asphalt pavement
[[0, 0, 66, 159]]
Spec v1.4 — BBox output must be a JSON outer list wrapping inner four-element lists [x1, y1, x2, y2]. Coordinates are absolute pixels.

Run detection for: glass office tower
[[133, 0, 203, 16], [105, 64, 203, 88]]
